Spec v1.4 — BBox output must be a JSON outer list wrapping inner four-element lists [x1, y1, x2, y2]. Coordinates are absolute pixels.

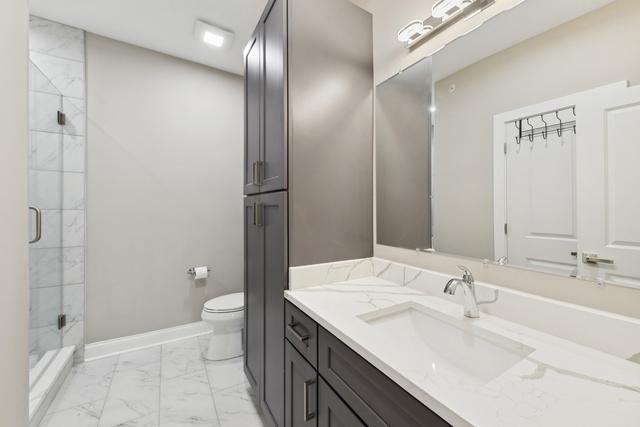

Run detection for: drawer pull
[[303, 379, 316, 421], [287, 321, 310, 347]]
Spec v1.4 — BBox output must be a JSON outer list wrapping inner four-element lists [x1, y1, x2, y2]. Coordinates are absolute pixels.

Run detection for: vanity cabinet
[[284, 301, 450, 427], [285, 340, 364, 427], [244, 0, 373, 426], [318, 377, 365, 427], [285, 341, 317, 427]]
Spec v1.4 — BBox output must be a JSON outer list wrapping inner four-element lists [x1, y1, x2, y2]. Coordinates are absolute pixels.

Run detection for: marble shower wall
[[29, 16, 86, 362]]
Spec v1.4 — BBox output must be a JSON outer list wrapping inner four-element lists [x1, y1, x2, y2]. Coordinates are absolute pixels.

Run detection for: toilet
[[201, 292, 244, 361]]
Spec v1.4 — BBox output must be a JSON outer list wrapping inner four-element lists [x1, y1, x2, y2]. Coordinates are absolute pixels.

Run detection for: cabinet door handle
[[251, 202, 263, 227], [252, 202, 257, 226], [287, 321, 310, 346], [251, 161, 264, 186], [255, 202, 263, 227], [303, 379, 316, 422], [251, 162, 258, 186], [256, 161, 263, 185]]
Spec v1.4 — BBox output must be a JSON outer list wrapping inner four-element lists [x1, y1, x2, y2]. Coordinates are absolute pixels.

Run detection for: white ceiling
[[29, 0, 269, 75]]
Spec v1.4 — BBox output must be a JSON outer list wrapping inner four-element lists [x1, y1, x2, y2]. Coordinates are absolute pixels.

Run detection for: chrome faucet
[[444, 266, 480, 318], [444, 266, 500, 318]]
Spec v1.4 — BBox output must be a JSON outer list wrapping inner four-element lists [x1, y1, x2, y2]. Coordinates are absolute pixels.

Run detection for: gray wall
[[0, 0, 29, 424], [432, 0, 640, 259], [288, 0, 374, 266], [376, 58, 431, 250], [86, 34, 243, 343]]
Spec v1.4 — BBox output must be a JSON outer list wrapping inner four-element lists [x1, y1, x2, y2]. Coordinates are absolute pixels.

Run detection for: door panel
[[506, 123, 578, 276], [262, 190, 288, 426], [244, 195, 263, 392], [318, 378, 364, 427], [579, 85, 640, 288], [262, 0, 287, 193], [285, 341, 317, 427], [245, 32, 262, 195]]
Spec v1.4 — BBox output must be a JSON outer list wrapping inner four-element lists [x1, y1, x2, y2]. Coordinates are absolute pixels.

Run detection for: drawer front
[[285, 341, 318, 427], [318, 327, 450, 427], [318, 377, 365, 427], [285, 301, 318, 367]]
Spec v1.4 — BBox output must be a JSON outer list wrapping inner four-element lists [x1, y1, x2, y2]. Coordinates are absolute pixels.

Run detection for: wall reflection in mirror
[[376, 0, 640, 289], [376, 57, 432, 251]]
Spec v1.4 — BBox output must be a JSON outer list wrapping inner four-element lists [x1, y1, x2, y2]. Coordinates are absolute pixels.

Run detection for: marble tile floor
[[39, 334, 265, 427]]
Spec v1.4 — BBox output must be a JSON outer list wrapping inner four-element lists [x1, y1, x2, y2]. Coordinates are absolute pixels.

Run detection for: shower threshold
[[29, 346, 75, 427]]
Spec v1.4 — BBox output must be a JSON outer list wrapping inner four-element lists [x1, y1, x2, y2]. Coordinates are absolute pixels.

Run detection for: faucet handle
[[456, 265, 474, 283]]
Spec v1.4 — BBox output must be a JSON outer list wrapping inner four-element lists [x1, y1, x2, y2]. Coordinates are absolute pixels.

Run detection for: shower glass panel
[[28, 60, 64, 380]]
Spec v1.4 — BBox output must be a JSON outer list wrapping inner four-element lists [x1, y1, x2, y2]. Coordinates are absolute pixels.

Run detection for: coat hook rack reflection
[[556, 111, 563, 137], [512, 106, 577, 145], [540, 114, 548, 140], [526, 118, 534, 143]]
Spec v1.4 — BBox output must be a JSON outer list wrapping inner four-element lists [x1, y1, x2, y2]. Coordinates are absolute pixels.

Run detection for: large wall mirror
[[376, 0, 640, 289]]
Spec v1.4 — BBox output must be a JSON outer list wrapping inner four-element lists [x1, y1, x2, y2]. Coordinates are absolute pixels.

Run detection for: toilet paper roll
[[194, 266, 209, 280]]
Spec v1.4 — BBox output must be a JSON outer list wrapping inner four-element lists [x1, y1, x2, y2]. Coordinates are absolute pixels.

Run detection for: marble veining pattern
[[30, 131, 63, 171], [288, 258, 375, 290], [40, 335, 264, 427], [285, 276, 640, 426], [30, 16, 85, 61], [30, 51, 85, 99]]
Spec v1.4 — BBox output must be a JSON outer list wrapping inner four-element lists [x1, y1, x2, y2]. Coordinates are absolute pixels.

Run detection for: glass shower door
[[28, 60, 64, 375]]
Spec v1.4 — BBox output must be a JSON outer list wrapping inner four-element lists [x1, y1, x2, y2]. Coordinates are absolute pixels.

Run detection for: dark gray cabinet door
[[244, 195, 263, 393], [244, 31, 262, 195], [261, 0, 287, 193], [318, 378, 364, 427], [319, 328, 449, 427], [285, 341, 317, 427], [262, 191, 288, 427]]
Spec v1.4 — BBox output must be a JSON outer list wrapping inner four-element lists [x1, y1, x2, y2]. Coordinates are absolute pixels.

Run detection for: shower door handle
[[29, 206, 42, 244]]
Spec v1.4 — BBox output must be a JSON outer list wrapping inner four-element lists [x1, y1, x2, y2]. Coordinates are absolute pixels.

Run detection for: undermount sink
[[358, 302, 535, 385]]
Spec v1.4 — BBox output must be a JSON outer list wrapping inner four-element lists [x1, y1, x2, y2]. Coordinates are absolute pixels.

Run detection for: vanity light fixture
[[432, 0, 473, 21], [398, 0, 494, 49], [195, 19, 234, 49], [397, 20, 433, 43]]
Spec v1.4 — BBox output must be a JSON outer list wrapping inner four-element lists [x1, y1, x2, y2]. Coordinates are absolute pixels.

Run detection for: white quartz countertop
[[284, 277, 640, 427]]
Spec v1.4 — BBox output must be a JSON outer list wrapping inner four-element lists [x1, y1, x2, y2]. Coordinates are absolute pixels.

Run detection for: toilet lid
[[204, 292, 244, 313]]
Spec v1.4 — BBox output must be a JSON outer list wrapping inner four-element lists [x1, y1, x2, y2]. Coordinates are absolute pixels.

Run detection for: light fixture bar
[[399, 0, 495, 49]]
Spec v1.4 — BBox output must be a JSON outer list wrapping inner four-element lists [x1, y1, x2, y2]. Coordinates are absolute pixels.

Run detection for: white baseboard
[[84, 321, 211, 362]]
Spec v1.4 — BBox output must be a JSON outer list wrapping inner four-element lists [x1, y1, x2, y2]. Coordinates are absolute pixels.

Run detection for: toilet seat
[[203, 292, 244, 314]]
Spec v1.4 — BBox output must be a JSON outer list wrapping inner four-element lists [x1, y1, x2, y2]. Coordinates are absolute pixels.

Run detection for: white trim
[[84, 321, 211, 362], [29, 346, 75, 427], [492, 81, 629, 261]]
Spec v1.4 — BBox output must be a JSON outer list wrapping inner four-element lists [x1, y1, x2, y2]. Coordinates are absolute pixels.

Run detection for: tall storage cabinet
[[244, 0, 287, 196], [243, 0, 373, 426]]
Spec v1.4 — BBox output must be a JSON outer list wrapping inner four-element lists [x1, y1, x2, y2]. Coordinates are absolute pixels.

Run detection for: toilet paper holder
[[187, 267, 211, 277]]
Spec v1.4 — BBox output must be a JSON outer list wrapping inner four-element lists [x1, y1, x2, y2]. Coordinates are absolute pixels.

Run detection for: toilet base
[[204, 330, 243, 361]]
